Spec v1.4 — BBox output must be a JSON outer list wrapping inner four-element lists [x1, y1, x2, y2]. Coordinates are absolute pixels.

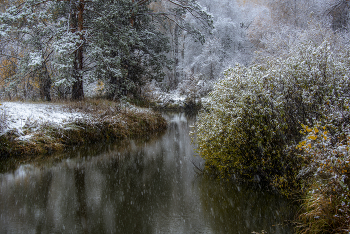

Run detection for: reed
[[297, 181, 350, 234]]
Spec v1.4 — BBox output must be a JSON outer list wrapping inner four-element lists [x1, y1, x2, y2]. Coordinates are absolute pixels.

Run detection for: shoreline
[[0, 100, 167, 160]]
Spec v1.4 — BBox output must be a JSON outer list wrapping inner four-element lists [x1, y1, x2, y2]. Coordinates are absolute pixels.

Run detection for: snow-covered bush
[[141, 80, 163, 101], [178, 74, 213, 97], [296, 106, 350, 233], [177, 74, 213, 107], [196, 63, 298, 185], [196, 38, 350, 191]]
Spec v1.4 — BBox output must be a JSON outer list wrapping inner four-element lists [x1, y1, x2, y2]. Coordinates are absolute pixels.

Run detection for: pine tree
[[1, 0, 212, 100], [87, 0, 171, 99]]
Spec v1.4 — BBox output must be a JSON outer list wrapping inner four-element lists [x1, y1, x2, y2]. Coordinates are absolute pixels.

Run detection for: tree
[[0, 0, 213, 101], [87, 0, 171, 99], [147, 0, 214, 89], [82, 0, 213, 97], [326, 0, 350, 31], [61, 0, 213, 99], [70, 0, 85, 100], [50, 0, 86, 100], [179, 0, 255, 87], [0, 0, 57, 101]]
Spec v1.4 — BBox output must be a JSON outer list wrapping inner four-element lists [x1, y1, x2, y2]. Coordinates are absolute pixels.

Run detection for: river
[[0, 113, 296, 234]]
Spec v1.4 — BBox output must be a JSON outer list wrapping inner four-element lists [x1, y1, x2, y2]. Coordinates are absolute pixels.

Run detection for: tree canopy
[[0, 0, 213, 100]]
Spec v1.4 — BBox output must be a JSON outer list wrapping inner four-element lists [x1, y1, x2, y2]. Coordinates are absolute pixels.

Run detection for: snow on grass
[[0, 102, 86, 135], [0, 100, 167, 159]]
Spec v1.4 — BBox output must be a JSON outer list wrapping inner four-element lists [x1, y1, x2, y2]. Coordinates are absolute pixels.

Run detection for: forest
[[0, 0, 214, 102], [1, 0, 350, 233], [1, 0, 347, 105]]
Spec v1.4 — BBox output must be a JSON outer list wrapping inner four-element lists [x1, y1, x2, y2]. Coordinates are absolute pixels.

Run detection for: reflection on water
[[0, 113, 296, 234], [199, 179, 296, 234]]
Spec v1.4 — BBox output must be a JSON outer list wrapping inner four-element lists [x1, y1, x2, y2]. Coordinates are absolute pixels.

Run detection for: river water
[[0, 113, 296, 234]]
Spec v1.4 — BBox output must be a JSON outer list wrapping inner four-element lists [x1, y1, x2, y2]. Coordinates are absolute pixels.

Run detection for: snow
[[28, 52, 43, 66], [0, 102, 86, 135], [146, 87, 187, 108], [167, 91, 187, 103]]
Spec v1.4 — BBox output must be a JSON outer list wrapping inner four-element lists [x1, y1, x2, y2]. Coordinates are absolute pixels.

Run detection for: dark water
[[0, 113, 296, 234]]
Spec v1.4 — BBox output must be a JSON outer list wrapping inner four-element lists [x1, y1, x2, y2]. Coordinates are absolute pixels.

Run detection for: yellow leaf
[[308, 135, 317, 140]]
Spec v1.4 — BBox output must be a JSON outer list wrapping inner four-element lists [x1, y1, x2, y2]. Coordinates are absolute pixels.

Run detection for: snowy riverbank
[[0, 102, 86, 137], [0, 100, 167, 159]]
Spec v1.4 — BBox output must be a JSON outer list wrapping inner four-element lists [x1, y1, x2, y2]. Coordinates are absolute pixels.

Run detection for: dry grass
[[298, 189, 334, 233], [297, 182, 350, 234], [62, 98, 122, 116]]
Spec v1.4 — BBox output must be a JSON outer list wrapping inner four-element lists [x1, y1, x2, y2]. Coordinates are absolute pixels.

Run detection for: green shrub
[[196, 39, 350, 193]]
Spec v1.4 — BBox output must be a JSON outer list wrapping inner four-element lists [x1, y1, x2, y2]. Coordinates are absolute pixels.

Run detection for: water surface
[[0, 113, 296, 233]]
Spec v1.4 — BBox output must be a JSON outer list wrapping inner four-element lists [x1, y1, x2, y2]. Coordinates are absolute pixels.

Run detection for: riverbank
[[0, 100, 167, 159]]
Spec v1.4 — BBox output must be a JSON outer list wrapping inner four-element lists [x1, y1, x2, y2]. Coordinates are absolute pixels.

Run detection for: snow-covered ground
[[0, 102, 85, 135]]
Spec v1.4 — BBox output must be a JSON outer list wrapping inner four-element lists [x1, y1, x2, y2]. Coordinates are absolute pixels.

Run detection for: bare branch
[[166, 0, 209, 27], [0, 53, 21, 60], [137, 0, 151, 6]]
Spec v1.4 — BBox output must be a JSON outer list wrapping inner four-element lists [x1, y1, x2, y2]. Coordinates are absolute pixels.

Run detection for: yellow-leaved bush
[[296, 111, 350, 233]]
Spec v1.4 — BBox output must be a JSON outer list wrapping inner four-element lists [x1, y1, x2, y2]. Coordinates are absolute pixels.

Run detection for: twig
[[191, 160, 203, 173]]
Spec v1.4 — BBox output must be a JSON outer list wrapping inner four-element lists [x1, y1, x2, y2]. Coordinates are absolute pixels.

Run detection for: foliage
[[196, 37, 350, 195], [180, 0, 255, 86], [196, 63, 300, 188], [178, 73, 212, 101], [0, 0, 213, 101], [296, 108, 350, 233], [0, 0, 59, 101], [0, 56, 19, 99], [87, 0, 171, 99]]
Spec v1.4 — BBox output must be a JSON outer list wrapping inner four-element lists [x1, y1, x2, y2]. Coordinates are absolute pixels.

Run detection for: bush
[[178, 74, 213, 100], [196, 39, 350, 194], [296, 108, 350, 233]]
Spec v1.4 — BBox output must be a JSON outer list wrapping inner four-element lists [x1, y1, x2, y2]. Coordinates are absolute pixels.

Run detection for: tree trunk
[[39, 64, 52, 101], [71, 0, 85, 100], [173, 23, 179, 89], [71, 47, 84, 100]]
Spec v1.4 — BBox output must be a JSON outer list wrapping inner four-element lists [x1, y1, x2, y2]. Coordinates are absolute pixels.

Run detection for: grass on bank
[[0, 99, 167, 159]]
